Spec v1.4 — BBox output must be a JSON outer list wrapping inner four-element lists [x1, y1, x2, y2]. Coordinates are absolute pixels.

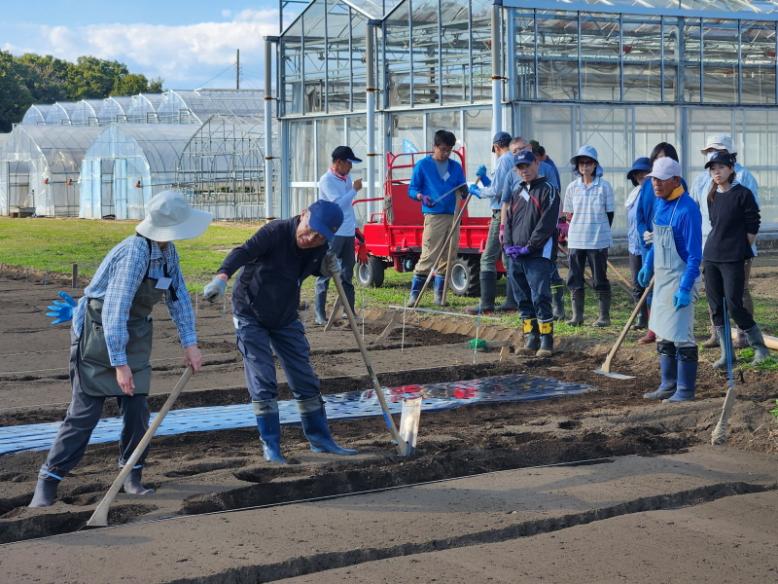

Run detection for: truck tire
[[356, 257, 385, 288], [449, 255, 480, 297]]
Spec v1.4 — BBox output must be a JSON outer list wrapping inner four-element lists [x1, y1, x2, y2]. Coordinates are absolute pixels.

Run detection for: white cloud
[[4, 10, 280, 88]]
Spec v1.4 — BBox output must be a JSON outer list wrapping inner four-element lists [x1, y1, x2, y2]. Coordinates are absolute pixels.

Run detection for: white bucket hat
[[136, 191, 212, 241], [701, 134, 735, 155]]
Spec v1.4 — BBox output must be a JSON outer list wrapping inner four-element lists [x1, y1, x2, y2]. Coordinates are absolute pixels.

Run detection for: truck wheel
[[357, 257, 385, 288], [449, 256, 480, 296]]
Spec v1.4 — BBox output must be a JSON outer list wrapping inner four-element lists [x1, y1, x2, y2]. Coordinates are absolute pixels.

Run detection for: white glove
[[643, 230, 653, 245], [320, 253, 340, 277], [203, 276, 227, 302]]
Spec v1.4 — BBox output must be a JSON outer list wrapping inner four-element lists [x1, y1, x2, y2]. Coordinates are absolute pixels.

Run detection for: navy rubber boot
[[314, 292, 327, 326], [122, 467, 154, 496], [643, 341, 677, 400], [298, 395, 357, 456], [407, 275, 425, 307], [521, 318, 540, 354], [665, 346, 698, 402], [29, 476, 60, 508], [433, 275, 446, 306], [254, 400, 287, 464]]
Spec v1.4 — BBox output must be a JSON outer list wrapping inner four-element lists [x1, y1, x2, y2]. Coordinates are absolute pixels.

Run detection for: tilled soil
[[1, 271, 777, 548]]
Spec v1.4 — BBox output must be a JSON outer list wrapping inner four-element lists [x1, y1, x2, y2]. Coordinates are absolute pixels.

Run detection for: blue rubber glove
[[637, 264, 653, 288], [421, 194, 435, 207], [673, 288, 692, 310], [203, 276, 227, 302], [468, 184, 482, 199], [46, 291, 77, 326], [476, 165, 491, 187]]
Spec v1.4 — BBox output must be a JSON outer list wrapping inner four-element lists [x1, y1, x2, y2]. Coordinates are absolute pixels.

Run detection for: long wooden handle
[[86, 367, 193, 527], [606, 259, 636, 295], [329, 268, 407, 455], [412, 194, 472, 309], [600, 279, 654, 373], [440, 196, 467, 304]]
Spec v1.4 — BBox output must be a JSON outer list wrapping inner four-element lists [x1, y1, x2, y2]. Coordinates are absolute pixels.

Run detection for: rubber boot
[[643, 341, 677, 400], [298, 395, 357, 456], [495, 276, 518, 312], [551, 285, 566, 321], [466, 272, 496, 314], [407, 275, 425, 307], [254, 400, 287, 464], [702, 324, 719, 348], [733, 328, 748, 349], [314, 292, 326, 326], [566, 289, 584, 326], [592, 291, 611, 327], [433, 275, 445, 306], [122, 467, 154, 496], [665, 346, 697, 402], [536, 321, 554, 357], [633, 302, 649, 330], [521, 318, 540, 354], [744, 325, 771, 365], [29, 476, 60, 508], [712, 326, 727, 370]]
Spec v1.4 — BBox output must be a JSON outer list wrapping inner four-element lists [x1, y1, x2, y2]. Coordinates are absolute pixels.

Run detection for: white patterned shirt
[[563, 176, 615, 250]]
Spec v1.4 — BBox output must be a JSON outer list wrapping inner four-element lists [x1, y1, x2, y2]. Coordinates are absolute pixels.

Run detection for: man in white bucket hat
[[31, 191, 212, 507]]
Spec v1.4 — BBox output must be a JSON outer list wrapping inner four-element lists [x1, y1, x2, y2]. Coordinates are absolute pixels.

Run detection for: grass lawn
[[2, 216, 777, 354]]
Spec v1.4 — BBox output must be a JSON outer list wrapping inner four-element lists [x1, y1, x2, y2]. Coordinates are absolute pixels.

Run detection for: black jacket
[[218, 217, 325, 329], [505, 176, 560, 259], [704, 183, 760, 263]]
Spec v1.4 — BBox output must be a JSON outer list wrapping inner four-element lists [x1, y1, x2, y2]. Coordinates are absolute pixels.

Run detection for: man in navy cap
[[504, 151, 560, 357], [466, 131, 514, 314], [314, 146, 363, 325], [203, 200, 357, 463]]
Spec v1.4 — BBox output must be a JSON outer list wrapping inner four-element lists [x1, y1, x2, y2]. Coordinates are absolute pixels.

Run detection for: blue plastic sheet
[[0, 374, 592, 455]]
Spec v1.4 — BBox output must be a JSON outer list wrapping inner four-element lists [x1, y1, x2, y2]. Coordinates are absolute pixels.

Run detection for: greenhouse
[[98, 96, 135, 124], [126, 94, 164, 123], [271, 0, 778, 233], [156, 89, 264, 124], [176, 115, 271, 220], [20, 105, 58, 126], [79, 125, 199, 220], [0, 126, 101, 216]]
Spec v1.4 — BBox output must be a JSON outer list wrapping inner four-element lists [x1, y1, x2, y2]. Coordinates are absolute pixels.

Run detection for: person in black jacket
[[504, 151, 561, 357], [202, 200, 357, 463], [702, 151, 769, 367]]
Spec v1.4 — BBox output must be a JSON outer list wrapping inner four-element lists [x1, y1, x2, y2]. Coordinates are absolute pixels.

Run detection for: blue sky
[[1, 0, 300, 90]]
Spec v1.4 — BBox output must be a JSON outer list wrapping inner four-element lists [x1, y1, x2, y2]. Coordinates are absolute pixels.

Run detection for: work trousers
[[40, 332, 150, 480], [315, 235, 356, 312], [414, 214, 460, 277], [479, 212, 502, 273], [235, 315, 320, 403], [567, 248, 611, 292], [703, 260, 756, 331], [509, 256, 553, 323], [628, 252, 649, 305]]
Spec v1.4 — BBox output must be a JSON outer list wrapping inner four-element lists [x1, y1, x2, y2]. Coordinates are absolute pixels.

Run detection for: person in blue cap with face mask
[[203, 200, 357, 464]]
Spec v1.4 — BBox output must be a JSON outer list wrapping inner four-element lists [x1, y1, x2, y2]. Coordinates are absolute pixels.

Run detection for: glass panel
[[514, 8, 536, 100], [738, 110, 778, 229], [683, 19, 702, 103], [501, 1, 778, 18], [316, 117, 346, 179], [580, 12, 620, 101], [281, 18, 304, 116], [661, 18, 679, 102], [303, 0, 327, 114], [462, 108, 493, 217], [702, 19, 738, 103], [326, 2, 354, 113], [471, 0, 492, 103], [289, 119, 316, 184], [521, 103, 575, 187], [383, 0, 411, 107], [426, 110, 461, 148], [536, 10, 579, 100], [439, 2, 470, 105], [350, 13, 367, 110], [622, 15, 662, 102], [410, 0, 439, 106], [740, 20, 776, 105], [633, 106, 677, 160], [389, 111, 424, 158]]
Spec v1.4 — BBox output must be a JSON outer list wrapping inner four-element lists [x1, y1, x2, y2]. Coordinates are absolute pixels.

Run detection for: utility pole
[[236, 49, 240, 90]]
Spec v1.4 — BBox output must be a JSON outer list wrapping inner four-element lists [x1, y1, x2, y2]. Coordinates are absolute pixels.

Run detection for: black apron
[[77, 237, 174, 397]]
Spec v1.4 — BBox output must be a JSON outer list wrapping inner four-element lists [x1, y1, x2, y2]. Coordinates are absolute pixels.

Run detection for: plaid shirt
[[72, 235, 196, 366]]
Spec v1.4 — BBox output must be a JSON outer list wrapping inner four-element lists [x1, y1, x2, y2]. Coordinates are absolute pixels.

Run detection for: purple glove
[[503, 245, 530, 259], [421, 194, 435, 207]]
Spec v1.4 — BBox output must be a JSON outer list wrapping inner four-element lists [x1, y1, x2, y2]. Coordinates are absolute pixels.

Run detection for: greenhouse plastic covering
[[0, 373, 592, 455]]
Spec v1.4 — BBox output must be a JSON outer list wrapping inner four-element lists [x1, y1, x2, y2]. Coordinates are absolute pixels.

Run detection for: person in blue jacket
[[202, 200, 357, 464], [634, 142, 683, 345], [407, 129, 468, 306], [638, 158, 703, 402]]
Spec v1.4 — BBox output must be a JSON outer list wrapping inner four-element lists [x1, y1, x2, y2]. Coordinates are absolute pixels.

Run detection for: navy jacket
[[505, 176, 560, 260], [218, 217, 325, 329]]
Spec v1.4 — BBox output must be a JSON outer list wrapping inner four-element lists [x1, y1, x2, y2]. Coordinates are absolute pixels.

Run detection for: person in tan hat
[[30, 191, 212, 507]]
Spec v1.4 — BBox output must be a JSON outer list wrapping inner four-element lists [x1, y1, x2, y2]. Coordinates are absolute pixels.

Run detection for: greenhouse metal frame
[[270, 0, 778, 233]]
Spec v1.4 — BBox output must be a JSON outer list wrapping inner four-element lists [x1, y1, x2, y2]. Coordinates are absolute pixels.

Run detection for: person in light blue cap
[[202, 199, 357, 464], [562, 145, 615, 327], [625, 156, 652, 330]]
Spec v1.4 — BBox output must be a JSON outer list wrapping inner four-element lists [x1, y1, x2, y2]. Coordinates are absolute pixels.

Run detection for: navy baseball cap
[[514, 151, 536, 166], [307, 200, 344, 242], [492, 131, 512, 147], [704, 151, 735, 169], [331, 146, 362, 163]]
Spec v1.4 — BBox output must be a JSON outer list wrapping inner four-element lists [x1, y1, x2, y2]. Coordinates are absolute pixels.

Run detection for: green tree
[[0, 51, 33, 131], [16, 53, 70, 104], [148, 78, 164, 93], [112, 73, 150, 96], [66, 56, 129, 100]]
